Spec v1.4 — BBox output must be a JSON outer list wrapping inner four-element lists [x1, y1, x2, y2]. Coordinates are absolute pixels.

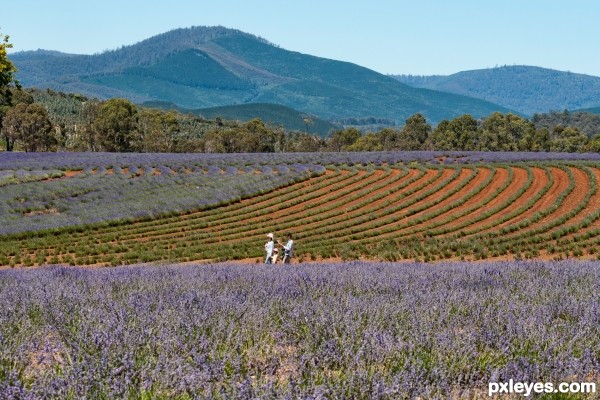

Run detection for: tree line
[[1, 91, 600, 153], [532, 110, 600, 137]]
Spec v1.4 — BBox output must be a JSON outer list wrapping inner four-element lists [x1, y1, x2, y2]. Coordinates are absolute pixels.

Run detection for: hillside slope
[[12, 26, 512, 124], [393, 66, 600, 115], [143, 101, 339, 136], [577, 107, 600, 115]]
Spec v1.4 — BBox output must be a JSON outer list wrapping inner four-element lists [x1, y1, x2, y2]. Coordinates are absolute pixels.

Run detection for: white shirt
[[265, 240, 274, 257], [283, 239, 293, 257]]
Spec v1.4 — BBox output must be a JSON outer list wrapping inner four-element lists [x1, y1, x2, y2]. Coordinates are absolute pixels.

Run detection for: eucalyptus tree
[[397, 113, 431, 150], [478, 112, 534, 151], [327, 127, 361, 151], [0, 29, 20, 150], [93, 98, 140, 152], [346, 132, 384, 151], [550, 126, 589, 152], [2, 103, 54, 151], [137, 108, 180, 152], [431, 114, 479, 151]]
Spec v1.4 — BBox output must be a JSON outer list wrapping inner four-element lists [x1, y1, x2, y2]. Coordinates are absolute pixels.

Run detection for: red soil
[[7, 164, 599, 267], [462, 166, 549, 237]]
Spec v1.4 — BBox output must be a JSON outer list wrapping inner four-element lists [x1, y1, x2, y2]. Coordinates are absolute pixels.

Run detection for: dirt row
[[3, 164, 599, 266]]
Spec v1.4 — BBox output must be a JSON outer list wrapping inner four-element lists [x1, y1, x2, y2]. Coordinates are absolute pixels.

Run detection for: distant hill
[[577, 107, 600, 115], [11, 26, 512, 124], [144, 101, 338, 136], [392, 66, 600, 115], [532, 110, 600, 137]]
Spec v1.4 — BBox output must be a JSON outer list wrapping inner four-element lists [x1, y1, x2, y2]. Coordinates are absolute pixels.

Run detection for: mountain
[[392, 66, 600, 116], [11, 26, 513, 124], [576, 107, 600, 115], [143, 101, 339, 136]]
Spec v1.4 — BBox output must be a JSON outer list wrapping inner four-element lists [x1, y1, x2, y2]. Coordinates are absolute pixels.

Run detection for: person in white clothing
[[271, 247, 279, 264], [278, 233, 294, 264], [264, 233, 275, 264]]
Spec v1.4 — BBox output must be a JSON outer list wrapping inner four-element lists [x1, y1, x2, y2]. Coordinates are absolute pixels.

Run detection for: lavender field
[[1, 260, 598, 399], [1, 150, 599, 237], [0, 152, 325, 235], [2, 151, 599, 171]]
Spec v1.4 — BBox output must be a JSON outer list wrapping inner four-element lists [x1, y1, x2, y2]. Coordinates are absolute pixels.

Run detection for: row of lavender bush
[[0, 260, 597, 399], [1, 151, 599, 171], [1, 151, 598, 237], [0, 164, 324, 235]]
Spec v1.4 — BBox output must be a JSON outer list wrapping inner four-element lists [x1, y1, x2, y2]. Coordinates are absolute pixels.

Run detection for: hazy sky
[[4, 0, 600, 76]]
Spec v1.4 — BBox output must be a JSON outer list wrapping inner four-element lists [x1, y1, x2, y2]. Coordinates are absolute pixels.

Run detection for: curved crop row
[[1, 162, 599, 267]]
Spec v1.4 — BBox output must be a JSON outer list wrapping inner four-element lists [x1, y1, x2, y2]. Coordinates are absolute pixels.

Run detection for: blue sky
[[4, 0, 600, 76]]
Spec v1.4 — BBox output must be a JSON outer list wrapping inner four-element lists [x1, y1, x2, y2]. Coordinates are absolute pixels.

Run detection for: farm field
[[1, 260, 598, 398], [1, 152, 599, 399], [0, 152, 599, 266]]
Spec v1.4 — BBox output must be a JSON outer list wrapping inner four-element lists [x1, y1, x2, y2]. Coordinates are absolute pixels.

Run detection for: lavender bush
[[1, 151, 599, 172], [1, 260, 598, 399], [0, 160, 323, 235], [1, 151, 597, 237], [0, 169, 64, 187]]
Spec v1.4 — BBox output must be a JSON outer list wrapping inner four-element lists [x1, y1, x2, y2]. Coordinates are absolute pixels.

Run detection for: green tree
[[519, 126, 551, 151], [294, 133, 323, 152], [328, 128, 361, 151], [587, 134, 600, 152], [550, 126, 589, 152], [376, 128, 399, 150], [0, 29, 19, 101], [138, 109, 179, 152], [1, 88, 34, 151], [430, 120, 452, 150], [478, 113, 532, 151], [93, 98, 140, 152], [79, 101, 101, 151], [7, 88, 34, 105], [243, 118, 276, 152], [0, 30, 21, 150], [1, 103, 54, 152], [282, 131, 324, 152], [431, 114, 479, 151], [397, 113, 431, 150], [199, 118, 277, 153], [346, 132, 383, 151], [201, 127, 226, 153], [302, 114, 314, 134]]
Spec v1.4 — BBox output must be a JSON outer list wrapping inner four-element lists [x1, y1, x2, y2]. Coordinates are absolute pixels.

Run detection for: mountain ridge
[[392, 65, 600, 115], [11, 26, 513, 124]]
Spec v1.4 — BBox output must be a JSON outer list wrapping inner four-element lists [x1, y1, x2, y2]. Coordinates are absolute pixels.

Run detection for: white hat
[[266, 233, 274, 239]]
